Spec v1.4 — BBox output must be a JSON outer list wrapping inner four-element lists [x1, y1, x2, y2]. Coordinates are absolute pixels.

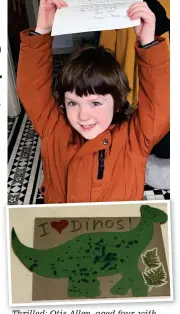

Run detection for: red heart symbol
[[51, 220, 69, 234]]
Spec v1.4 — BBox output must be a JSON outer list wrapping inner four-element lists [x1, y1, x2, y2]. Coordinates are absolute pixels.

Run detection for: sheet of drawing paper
[[32, 217, 170, 301], [51, 0, 142, 36]]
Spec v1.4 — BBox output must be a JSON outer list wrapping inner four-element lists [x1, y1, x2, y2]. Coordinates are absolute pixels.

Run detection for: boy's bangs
[[62, 69, 116, 97]]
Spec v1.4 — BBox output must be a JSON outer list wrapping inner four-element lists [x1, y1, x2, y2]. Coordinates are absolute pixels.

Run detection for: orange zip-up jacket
[[17, 30, 170, 204]]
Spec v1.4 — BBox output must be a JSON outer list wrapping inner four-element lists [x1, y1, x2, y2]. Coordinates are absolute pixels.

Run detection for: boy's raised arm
[[17, 30, 59, 137], [16, 0, 68, 137], [132, 38, 170, 156], [127, 2, 170, 156]]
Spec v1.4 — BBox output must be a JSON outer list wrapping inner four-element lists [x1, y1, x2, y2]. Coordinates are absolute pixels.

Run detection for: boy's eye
[[67, 101, 77, 107], [91, 102, 102, 107]]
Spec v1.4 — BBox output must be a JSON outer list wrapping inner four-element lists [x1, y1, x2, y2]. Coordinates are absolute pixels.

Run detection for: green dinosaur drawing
[[11, 205, 167, 298]]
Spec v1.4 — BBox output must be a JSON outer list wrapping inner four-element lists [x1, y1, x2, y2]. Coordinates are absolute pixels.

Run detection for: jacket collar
[[71, 124, 116, 157]]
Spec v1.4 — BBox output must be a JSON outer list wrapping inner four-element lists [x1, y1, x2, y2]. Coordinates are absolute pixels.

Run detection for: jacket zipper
[[97, 149, 105, 179]]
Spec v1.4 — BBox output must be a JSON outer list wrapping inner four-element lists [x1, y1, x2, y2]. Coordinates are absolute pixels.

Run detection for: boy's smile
[[65, 91, 114, 140]]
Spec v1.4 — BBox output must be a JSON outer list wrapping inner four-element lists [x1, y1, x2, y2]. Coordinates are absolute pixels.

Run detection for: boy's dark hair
[[57, 45, 134, 123]]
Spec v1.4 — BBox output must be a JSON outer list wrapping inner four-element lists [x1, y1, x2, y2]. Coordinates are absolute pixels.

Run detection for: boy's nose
[[78, 107, 91, 121]]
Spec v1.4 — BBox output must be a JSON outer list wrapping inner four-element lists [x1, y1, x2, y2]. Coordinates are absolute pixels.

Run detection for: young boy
[[17, 0, 170, 203]]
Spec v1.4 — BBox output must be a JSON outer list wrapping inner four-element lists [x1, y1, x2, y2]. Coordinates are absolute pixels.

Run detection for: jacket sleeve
[[16, 29, 60, 138], [129, 37, 170, 157]]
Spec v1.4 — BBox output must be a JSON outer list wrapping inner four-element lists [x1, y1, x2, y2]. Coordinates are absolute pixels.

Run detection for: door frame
[[8, 0, 40, 117], [8, 40, 21, 117], [25, 0, 39, 28]]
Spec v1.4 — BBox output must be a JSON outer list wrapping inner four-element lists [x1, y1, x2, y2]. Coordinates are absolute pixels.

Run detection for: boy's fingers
[[129, 11, 155, 21], [127, 2, 148, 12], [59, 0, 68, 7], [53, 0, 68, 8], [128, 7, 154, 18], [52, 0, 62, 8]]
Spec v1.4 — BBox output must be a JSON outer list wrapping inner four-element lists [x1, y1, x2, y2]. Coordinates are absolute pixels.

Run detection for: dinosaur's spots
[[121, 240, 125, 243], [94, 255, 101, 264], [126, 246, 130, 248], [109, 266, 116, 270], [105, 253, 112, 260], [26, 256, 32, 260], [114, 236, 118, 239], [72, 270, 76, 273], [102, 246, 105, 254], [81, 278, 88, 283], [134, 240, 139, 244], [96, 239, 104, 245], [128, 241, 133, 245], [80, 267, 88, 273], [116, 244, 121, 248], [93, 271, 97, 274], [65, 252, 68, 254], [120, 259, 124, 263], [53, 270, 57, 276], [102, 262, 111, 270], [77, 264, 80, 266], [86, 249, 90, 253], [68, 256, 73, 260]]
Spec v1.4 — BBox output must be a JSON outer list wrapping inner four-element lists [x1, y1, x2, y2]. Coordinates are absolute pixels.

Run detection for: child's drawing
[[11, 205, 170, 300]]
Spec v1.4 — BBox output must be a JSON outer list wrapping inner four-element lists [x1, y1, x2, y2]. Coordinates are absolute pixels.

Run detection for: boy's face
[[64, 91, 114, 140]]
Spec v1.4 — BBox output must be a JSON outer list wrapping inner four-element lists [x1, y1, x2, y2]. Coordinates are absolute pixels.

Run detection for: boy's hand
[[35, 0, 68, 35], [127, 1, 156, 46]]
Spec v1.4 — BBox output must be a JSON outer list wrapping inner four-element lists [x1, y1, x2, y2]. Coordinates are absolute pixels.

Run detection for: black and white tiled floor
[[8, 110, 41, 205], [8, 110, 170, 205]]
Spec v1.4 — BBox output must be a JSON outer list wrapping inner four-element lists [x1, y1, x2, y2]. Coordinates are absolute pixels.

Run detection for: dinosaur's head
[[140, 205, 168, 224]]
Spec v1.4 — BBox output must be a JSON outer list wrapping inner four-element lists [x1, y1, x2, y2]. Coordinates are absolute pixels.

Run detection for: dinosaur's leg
[[110, 275, 131, 295], [68, 275, 100, 298], [129, 267, 147, 297]]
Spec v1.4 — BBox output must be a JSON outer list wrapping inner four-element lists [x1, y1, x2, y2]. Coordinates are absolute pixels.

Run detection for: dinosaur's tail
[[11, 227, 43, 273], [11, 228, 65, 278]]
